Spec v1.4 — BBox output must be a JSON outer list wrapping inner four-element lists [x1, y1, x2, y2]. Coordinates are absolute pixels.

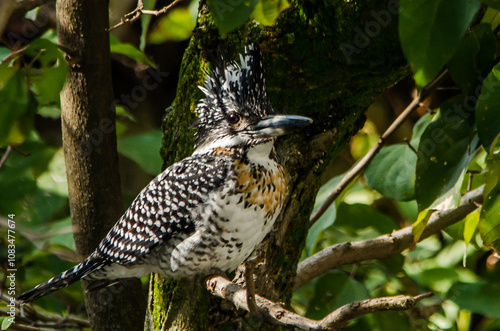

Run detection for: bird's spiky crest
[[192, 43, 273, 149]]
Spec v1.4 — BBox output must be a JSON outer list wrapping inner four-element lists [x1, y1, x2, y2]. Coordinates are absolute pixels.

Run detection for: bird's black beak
[[251, 115, 313, 138]]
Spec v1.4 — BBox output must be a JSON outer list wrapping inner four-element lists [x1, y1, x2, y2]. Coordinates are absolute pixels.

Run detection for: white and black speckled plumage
[[18, 44, 309, 303]]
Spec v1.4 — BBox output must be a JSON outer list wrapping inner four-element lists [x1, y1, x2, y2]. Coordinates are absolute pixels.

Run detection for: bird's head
[[192, 44, 312, 153]]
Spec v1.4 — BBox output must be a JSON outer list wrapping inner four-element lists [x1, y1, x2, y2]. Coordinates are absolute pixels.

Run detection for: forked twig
[[108, 0, 184, 31]]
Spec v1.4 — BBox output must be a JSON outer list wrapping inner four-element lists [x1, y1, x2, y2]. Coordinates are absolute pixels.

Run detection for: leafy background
[[0, 0, 500, 330]]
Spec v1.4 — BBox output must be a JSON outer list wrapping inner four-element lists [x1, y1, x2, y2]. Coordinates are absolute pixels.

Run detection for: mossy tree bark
[[146, 0, 408, 329], [57, 0, 146, 329]]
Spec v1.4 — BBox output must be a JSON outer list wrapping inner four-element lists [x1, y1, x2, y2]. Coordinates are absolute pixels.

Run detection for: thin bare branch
[[309, 95, 420, 225], [0, 46, 30, 66], [108, 0, 184, 31], [319, 292, 434, 329], [296, 185, 484, 290], [206, 275, 433, 330], [0, 146, 13, 169], [310, 69, 450, 226]]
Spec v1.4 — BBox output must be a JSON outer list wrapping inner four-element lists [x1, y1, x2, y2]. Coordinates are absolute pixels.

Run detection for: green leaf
[[479, 183, 500, 249], [364, 113, 432, 201], [412, 209, 435, 243], [336, 203, 396, 235], [415, 100, 480, 211], [23, 37, 67, 112], [464, 208, 480, 246], [38, 105, 61, 119], [148, 7, 196, 43], [365, 144, 417, 201], [140, 0, 157, 50], [1, 317, 14, 331], [117, 130, 163, 175], [26, 37, 65, 68], [476, 64, 500, 151], [0, 47, 12, 63], [0, 65, 16, 88], [110, 36, 156, 68], [306, 175, 341, 255], [251, 0, 290, 26], [447, 24, 496, 94], [449, 282, 500, 318], [0, 132, 65, 227], [31, 64, 67, 108], [399, 0, 482, 88], [414, 267, 460, 292], [482, 0, 500, 9], [0, 69, 32, 146], [207, 0, 258, 36], [411, 113, 434, 146], [37, 148, 68, 196], [305, 270, 369, 320], [46, 217, 75, 251], [483, 135, 500, 198]]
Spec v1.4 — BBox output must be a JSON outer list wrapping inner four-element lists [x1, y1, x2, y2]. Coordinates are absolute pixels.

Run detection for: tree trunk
[[146, 0, 409, 329], [57, 0, 146, 329]]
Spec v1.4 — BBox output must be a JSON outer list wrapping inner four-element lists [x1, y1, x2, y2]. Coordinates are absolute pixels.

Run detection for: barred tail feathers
[[17, 257, 104, 303]]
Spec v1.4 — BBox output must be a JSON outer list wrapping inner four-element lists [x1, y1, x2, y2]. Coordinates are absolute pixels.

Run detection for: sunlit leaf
[[1, 317, 14, 330], [207, 0, 258, 36], [483, 135, 500, 200], [0, 64, 16, 87], [148, 7, 196, 43], [0, 69, 33, 146], [37, 149, 68, 196], [479, 183, 500, 249], [464, 208, 481, 246], [399, 0, 482, 88], [476, 64, 500, 151], [140, 0, 157, 50], [251, 0, 290, 26], [37, 105, 61, 119], [412, 209, 435, 244]]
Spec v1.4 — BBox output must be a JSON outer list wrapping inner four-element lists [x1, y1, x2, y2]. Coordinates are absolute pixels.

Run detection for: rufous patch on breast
[[234, 160, 288, 217]]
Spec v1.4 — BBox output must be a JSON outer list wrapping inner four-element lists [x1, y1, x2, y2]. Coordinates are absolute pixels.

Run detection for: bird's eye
[[227, 112, 240, 125]]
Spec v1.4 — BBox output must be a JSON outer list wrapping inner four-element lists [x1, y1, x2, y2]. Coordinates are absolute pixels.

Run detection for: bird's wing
[[94, 153, 230, 265]]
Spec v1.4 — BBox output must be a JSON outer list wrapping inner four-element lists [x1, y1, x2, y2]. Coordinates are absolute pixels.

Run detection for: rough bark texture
[[146, 0, 409, 329], [57, 0, 146, 329]]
